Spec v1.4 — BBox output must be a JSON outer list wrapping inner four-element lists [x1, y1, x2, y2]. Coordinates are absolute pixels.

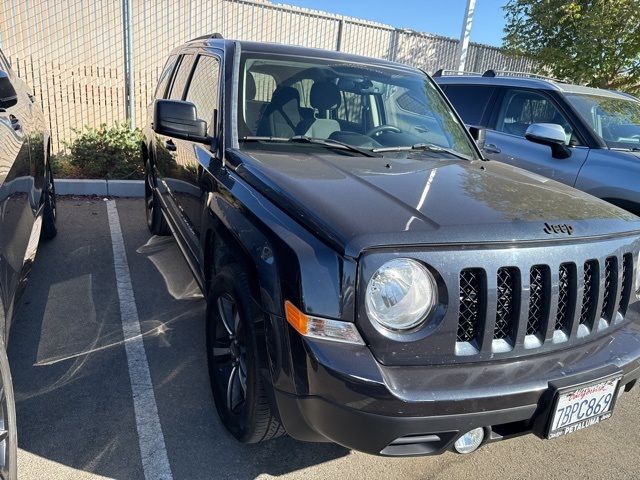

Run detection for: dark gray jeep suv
[[143, 36, 640, 457]]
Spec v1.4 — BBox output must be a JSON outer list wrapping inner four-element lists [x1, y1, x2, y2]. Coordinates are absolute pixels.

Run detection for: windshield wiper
[[240, 135, 378, 157], [289, 135, 378, 157], [372, 142, 472, 161], [240, 136, 290, 143]]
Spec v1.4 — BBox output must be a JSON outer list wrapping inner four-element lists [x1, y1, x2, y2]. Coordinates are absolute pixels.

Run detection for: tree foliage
[[503, 0, 640, 94]]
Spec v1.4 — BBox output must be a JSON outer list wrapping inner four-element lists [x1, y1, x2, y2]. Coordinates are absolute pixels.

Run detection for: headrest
[[310, 81, 341, 111], [270, 86, 300, 107], [246, 72, 256, 100]]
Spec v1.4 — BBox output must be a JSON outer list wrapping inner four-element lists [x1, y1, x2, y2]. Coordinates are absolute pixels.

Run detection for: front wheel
[[206, 265, 284, 443], [0, 346, 17, 480], [144, 161, 170, 236]]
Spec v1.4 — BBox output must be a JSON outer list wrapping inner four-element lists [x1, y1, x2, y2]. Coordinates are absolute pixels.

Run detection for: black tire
[[40, 163, 57, 241], [206, 265, 284, 443], [144, 160, 170, 236], [0, 346, 17, 480]]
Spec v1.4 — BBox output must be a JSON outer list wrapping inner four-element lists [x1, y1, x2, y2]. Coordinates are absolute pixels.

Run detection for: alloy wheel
[[212, 294, 248, 413]]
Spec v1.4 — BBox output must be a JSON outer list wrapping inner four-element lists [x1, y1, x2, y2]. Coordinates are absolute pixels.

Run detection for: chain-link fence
[[0, 0, 535, 152]]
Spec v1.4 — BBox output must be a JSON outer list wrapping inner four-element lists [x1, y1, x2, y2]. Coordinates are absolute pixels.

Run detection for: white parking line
[[106, 200, 173, 480]]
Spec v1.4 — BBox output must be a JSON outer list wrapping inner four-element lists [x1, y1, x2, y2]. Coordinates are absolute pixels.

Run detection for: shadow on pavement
[[8, 198, 349, 480]]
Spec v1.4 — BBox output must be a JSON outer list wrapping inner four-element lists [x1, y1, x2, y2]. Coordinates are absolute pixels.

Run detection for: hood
[[230, 147, 640, 257]]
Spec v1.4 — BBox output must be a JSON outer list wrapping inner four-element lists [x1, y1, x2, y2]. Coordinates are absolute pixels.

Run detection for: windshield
[[236, 52, 478, 159], [565, 93, 640, 150]]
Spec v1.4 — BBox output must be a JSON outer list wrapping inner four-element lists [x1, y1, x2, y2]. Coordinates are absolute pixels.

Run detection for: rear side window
[[337, 91, 364, 123], [155, 55, 177, 99], [396, 91, 429, 116], [251, 72, 277, 102], [168, 54, 195, 100], [186, 55, 220, 126], [441, 85, 494, 125], [291, 78, 313, 108]]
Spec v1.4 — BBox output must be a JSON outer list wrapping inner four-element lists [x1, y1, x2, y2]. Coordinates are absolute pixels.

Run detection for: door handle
[[484, 143, 501, 154], [164, 139, 176, 152]]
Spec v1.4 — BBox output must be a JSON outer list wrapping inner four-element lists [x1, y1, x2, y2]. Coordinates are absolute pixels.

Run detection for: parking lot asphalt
[[6, 197, 640, 480]]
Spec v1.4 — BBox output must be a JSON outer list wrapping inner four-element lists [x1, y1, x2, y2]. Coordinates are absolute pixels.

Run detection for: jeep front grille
[[555, 263, 575, 332], [579, 260, 599, 329], [457, 269, 485, 343], [527, 265, 549, 336], [494, 267, 518, 340], [601, 257, 617, 323], [619, 253, 634, 316], [455, 250, 636, 356]]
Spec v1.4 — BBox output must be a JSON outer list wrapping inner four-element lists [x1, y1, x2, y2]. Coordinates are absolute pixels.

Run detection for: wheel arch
[[203, 216, 281, 316]]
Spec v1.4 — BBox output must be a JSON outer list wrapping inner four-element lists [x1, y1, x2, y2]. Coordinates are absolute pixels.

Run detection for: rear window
[[441, 85, 495, 126]]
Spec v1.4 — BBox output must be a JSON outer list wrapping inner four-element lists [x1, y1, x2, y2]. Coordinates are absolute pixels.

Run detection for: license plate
[[547, 376, 621, 439]]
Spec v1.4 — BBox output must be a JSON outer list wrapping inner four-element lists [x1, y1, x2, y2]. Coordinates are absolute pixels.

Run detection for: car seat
[[297, 81, 342, 138], [257, 86, 303, 138]]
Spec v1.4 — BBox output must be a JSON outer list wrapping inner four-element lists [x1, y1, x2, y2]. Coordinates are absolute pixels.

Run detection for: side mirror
[[153, 99, 209, 143], [525, 123, 571, 159], [467, 125, 486, 150], [0, 70, 18, 109]]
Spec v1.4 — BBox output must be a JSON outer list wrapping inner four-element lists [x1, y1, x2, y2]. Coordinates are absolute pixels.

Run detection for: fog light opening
[[454, 428, 485, 454]]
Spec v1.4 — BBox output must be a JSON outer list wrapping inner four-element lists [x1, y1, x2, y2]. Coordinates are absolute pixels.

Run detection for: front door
[[483, 88, 589, 187], [178, 53, 221, 256]]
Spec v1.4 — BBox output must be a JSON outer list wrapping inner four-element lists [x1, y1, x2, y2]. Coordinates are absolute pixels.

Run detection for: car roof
[[435, 74, 639, 102], [176, 36, 422, 74]]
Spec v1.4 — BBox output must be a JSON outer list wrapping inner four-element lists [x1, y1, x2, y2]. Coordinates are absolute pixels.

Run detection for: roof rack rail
[[482, 69, 564, 82], [189, 33, 224, 42], [433, 69, 482, 77]]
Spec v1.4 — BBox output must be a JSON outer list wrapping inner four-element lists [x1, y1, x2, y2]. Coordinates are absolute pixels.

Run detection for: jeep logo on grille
[[544, 222, 574, 235]]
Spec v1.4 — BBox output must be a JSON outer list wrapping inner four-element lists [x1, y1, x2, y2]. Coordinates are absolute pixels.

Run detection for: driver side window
[[497, 90, 574, 143]]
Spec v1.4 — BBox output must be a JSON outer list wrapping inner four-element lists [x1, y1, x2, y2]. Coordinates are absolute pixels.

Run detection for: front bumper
[[272, 312, 640, 456]]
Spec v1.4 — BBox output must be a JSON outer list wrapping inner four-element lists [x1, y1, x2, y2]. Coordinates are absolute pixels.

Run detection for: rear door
[[152, 53, 196, 244], [483, 88, 589, 186]]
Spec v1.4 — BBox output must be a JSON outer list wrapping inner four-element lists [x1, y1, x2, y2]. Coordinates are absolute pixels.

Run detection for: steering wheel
[[367, 125, 401, 137]]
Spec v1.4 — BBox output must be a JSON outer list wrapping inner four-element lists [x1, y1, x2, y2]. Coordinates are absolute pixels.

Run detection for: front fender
[[201, 164, 356, 394]]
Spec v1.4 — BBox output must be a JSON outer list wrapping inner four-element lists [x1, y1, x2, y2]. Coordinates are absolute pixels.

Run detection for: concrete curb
[[56, 179, 144, 197]]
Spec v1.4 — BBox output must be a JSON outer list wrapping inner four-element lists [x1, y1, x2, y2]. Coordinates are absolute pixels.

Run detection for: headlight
[[365, 258, 437, 331]]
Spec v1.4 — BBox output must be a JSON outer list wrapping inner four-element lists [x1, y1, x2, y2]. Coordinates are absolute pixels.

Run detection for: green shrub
[[51, 153, 81, 179], [58, 123, 144, 179]]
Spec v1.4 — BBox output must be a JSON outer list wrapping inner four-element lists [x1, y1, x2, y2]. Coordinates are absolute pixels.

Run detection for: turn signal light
[[284, 301, 364, 345]]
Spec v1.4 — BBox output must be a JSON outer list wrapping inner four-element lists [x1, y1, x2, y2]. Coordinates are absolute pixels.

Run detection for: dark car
[[434, 70, 640, 215], [0, 48, 56, 478], [143, 36, 640, 457]]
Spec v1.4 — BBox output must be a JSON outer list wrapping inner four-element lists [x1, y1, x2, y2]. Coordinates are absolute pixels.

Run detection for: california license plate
[[547, 376, 621, 439]]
